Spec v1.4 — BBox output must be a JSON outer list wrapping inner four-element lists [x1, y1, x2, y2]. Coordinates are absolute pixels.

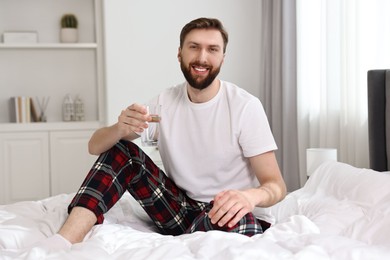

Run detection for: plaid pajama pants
[[68, 140, 269, 236]]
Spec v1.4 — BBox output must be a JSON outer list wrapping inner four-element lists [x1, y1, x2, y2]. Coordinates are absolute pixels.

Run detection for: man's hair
[[180, 17, 229, 53]]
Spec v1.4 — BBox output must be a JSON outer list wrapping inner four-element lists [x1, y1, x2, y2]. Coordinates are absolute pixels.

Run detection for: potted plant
[[60, 14, 78, 43]]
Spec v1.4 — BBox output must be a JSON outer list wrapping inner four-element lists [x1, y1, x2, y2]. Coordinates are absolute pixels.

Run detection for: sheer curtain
[[297, 0, 390, 185], [261, 0, 390, 189]]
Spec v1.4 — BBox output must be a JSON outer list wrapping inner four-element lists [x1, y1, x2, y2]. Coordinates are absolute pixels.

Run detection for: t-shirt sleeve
[[239, 98, 277, 157]]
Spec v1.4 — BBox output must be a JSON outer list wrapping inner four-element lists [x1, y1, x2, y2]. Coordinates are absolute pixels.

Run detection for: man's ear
[[177, 47, 182, 62]]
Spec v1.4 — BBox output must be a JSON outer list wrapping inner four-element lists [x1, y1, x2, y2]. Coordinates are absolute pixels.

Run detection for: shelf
[[0, 0, 105, 126], [0, 43, 98, 49], [0, 121, 102, 132]]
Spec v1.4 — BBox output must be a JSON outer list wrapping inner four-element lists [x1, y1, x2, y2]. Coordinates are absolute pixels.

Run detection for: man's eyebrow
[[209, 44, 221, 49], [187, 41, 221, 49], [187, 41, 199, 45]]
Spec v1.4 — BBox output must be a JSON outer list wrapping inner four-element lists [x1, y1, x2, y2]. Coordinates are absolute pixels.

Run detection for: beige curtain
[[260, 0, 300, 191]]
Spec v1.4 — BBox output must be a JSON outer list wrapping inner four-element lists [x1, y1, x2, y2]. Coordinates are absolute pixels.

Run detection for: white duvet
[[1, 161, 390, 260]]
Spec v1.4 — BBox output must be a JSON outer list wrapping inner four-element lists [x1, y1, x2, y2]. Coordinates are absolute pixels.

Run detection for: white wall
[[103, 0, 262, 124]]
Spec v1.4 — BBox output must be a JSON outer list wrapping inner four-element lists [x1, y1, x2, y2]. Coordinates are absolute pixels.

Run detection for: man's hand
[[116, 103, 151, 138], [88, 103, 151, 155], [208, 190, 255, 228], [207, 151, 287, 229]]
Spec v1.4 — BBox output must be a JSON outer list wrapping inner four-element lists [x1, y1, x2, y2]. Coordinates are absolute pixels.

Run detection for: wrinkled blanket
[[1, 162, 390, 259]]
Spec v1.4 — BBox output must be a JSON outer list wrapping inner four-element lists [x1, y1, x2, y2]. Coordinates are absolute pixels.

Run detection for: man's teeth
[[194, 67, 207, 72]]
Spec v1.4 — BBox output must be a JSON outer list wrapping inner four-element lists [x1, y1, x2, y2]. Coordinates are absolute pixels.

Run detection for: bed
[[1, 161, 390, 259], [1, 70, 390, 260]]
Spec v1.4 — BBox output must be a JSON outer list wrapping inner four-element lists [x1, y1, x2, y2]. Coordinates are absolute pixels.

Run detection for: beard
[[180, 61, 221, 90]]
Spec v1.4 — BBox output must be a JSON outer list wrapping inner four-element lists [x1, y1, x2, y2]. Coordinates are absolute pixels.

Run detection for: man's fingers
[[208, 190, 254, 228], [215, 202, 241, 227], [209, 196, 235, 225], [208, 191, 228, 219], [227, 208, 248, 228]]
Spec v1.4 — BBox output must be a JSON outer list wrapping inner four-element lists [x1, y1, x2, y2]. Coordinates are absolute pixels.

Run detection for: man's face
[[178, 29, 225, 90]]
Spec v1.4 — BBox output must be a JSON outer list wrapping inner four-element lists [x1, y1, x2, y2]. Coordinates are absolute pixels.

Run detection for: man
[[56, 17, 286, 245]]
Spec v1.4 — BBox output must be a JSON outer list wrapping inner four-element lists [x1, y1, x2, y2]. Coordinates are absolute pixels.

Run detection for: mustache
[[190, 62, 212, 69]]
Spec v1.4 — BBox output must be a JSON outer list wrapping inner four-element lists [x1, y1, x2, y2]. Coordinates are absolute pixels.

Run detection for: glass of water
[[141, 104, 161, 146]]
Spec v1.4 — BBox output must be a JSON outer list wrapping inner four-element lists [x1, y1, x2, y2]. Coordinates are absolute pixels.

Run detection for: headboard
[[367, 69, 390, 171]]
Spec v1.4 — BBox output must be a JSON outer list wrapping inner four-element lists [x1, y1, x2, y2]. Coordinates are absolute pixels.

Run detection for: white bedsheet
[[1, 161, 390, 259]]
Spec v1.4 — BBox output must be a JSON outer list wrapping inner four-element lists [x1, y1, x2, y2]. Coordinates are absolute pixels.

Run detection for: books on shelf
[[9, 96, 39, 123]]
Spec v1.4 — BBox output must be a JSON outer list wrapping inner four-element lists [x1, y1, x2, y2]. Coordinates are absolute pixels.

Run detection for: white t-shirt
[[151, 80, 277, 202]]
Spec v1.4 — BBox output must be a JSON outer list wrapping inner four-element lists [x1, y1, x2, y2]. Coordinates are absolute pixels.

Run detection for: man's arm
[[208, 151, 287, 228], [246, 151, 287, 207], [88, 103, 151, 155]]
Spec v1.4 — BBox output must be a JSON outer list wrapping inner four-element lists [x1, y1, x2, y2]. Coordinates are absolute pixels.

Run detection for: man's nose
[[196, 49, 208, 63]]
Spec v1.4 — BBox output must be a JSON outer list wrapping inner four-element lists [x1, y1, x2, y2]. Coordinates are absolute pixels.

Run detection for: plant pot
[[60, 28, 78, 43]]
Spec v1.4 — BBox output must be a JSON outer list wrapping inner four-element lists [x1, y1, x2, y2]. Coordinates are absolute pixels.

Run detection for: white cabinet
[[0, 132, 50, 204], [0, 123, 100, 204], [50, 130, 98, 196], [0, 125, 168, 204]]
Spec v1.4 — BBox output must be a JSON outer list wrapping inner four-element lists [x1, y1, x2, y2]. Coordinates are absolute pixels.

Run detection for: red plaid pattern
[[69, 140, 268, 236], [185, 201, 266, 236]]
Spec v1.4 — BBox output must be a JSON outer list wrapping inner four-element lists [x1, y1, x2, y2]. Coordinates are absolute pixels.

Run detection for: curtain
[[260, 0, 390, 190], [297, 0, 390, 185], [260, 0, 300, 191]]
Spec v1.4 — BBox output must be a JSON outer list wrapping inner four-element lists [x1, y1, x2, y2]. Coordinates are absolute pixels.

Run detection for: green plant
[[61, 14, 78, 28]]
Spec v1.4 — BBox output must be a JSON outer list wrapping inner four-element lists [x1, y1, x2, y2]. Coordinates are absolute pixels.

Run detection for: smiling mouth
[[192, 65, 209, 74]]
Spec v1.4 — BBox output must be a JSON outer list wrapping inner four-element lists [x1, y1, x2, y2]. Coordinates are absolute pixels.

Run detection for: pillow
[[304, 161, 390, 205]]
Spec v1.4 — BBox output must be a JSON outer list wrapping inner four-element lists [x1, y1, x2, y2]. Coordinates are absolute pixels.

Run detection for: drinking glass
[[141, 104, 161, 146]]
